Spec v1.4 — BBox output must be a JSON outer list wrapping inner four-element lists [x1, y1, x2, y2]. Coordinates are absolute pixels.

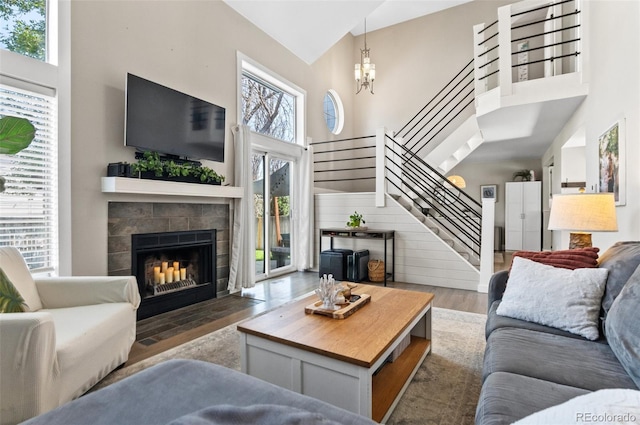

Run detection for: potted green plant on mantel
[[129, 151, 225, 185], [346, 211, 367, 230], [0, 116, 36, 193]]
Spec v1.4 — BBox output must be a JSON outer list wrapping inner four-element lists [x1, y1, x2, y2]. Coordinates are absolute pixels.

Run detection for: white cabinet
[[505, 181, 541, 251]]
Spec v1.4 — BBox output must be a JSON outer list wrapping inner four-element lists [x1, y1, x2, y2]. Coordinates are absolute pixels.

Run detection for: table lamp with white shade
[[548, 193, 618, 249]]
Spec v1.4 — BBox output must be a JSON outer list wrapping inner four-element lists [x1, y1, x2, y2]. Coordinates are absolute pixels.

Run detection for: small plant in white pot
[[346, 211, 366, 230]]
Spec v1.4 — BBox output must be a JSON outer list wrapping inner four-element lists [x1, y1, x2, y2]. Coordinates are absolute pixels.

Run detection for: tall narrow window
[[252, 153, 265, 276], [238, 55, 304, 281], [0, 0, 50, 62], [251, 152, 293, 278], [241, 73, 295, 143], [267, 157, 291, 272], [239, 56, 305, 145], [0, 84, 58, 272]]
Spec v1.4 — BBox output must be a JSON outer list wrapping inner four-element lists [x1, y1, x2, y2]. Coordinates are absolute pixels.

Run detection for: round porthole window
[[323, 89, 344, 135]]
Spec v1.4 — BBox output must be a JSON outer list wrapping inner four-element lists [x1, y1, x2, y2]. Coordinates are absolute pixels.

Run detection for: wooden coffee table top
[[237, 285, 434, 368]]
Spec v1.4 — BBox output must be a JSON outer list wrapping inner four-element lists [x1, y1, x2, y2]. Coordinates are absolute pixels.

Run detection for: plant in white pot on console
[[0, 116, 36, 193], [346, 211, 366, 229]]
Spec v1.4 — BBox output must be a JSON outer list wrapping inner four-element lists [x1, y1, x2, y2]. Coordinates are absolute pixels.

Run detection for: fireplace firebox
[[132, 229, 216, 319]]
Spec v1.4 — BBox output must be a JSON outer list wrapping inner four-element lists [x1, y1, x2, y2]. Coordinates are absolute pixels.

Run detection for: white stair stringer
[[425, 114, 484, 174], [390, 194, 480, 269]]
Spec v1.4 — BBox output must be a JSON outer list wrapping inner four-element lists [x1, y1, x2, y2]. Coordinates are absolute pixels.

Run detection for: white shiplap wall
[[314, 192, 480, 290]]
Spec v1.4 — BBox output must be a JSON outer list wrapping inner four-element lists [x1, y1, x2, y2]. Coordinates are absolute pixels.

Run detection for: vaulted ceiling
[[223, 0, 472, 64]]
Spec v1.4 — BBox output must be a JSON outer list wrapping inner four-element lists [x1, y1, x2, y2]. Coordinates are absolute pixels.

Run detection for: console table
[[319, 228, 395, 286]]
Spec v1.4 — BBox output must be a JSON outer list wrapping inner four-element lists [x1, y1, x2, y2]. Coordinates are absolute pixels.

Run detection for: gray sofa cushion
[[487, 270, 509, 310], [475, 372, 588, 425], [483, 328, 637, 391], [606, 264, 640, 389], [485, 301, 607, 343], [598, 242, 640, 321], [22, 359, 377, 425]]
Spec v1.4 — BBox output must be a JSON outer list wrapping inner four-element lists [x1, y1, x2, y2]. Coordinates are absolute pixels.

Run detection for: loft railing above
[[474, 0, 582, 96]]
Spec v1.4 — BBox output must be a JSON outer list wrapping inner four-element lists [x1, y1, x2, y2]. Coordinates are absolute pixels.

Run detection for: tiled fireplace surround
[[107, 202, 230, 296]]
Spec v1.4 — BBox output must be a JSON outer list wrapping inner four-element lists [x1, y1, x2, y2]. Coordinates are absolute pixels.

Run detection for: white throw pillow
[[496, 256, 608, 340], [512, 389, 640, 425]]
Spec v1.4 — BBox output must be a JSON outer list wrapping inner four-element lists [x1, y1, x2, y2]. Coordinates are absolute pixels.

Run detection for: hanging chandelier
[[354, 19, 375, 94]]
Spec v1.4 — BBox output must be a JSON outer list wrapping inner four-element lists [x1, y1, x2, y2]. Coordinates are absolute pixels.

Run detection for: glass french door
[[252, 153, 293, 279]]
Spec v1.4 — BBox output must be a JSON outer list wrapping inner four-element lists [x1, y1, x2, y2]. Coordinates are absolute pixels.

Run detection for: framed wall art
[[480, 184, 497, 201], [598, 119, 626, 206]]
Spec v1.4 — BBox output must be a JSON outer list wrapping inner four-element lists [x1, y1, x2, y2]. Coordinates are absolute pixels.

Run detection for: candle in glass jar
[[173, 261, 180, 270], [180, 268, 187, 280], [165, 267, 174, 283], [161, 262, 168, 272]]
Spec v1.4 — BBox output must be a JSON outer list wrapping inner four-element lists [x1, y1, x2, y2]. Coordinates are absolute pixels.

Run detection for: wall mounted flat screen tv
[[125, 73, 225, 162]]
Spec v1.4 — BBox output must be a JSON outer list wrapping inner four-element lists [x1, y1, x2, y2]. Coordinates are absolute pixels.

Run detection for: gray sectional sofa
[[476, 242, 640, 424]]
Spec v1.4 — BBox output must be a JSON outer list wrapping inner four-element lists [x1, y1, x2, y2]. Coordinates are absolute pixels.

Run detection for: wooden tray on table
[[305, 294, 371, 319]]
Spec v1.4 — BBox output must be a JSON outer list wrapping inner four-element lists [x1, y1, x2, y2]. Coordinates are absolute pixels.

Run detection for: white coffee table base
[[240, 303, 432, 422]]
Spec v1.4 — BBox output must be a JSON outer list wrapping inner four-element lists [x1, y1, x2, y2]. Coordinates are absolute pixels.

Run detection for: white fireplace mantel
[[101, 177, 243, 199]]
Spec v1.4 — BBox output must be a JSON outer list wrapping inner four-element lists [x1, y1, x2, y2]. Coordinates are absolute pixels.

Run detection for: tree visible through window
[[0, 0, 47, 61], [241, 73, 295, 143]]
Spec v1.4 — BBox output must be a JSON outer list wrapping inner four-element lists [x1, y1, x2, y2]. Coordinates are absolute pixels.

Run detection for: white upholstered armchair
[[0, 247, 141, 425]]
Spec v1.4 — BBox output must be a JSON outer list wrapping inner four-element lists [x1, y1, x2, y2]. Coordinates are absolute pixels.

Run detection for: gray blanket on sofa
[[22, 359, 376, 425]]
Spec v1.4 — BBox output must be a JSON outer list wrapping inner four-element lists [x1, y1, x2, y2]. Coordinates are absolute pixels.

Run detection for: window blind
[[0, 83, 58, 273]]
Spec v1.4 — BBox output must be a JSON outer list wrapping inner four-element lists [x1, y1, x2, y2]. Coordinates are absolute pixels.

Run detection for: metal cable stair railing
[[311, 135, 376, 185], [385, 133, 482, 259], [396, 59, 476, 157], [390, 59, 481, 261]]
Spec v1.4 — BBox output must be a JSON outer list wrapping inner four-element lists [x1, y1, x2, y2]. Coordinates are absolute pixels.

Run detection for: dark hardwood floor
[[126, 255, 508, 366]]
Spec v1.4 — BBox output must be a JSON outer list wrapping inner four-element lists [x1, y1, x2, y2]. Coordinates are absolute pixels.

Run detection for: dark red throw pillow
[[510, 247, 600, 271]]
